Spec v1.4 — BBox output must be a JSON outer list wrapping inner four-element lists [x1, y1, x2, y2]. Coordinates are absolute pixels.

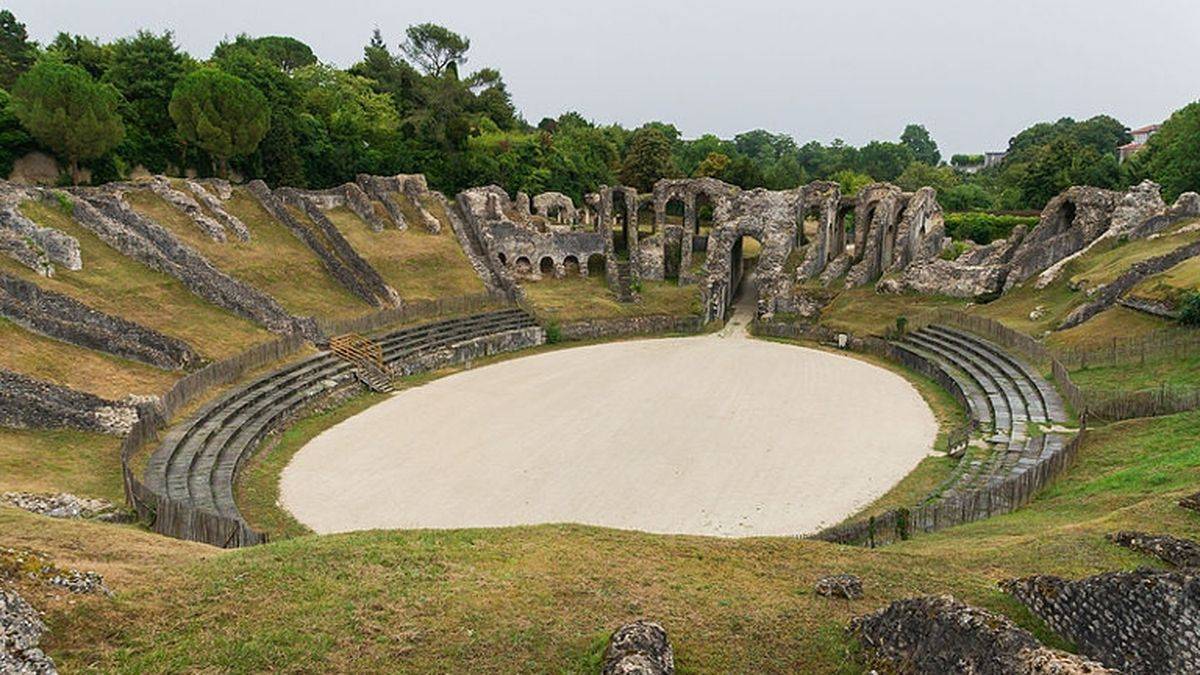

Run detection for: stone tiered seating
[[893, 324, 1069, 503], [145, 309, 538, 529]]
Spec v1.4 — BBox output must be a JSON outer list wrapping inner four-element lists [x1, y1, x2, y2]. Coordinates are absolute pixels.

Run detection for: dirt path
[[280, 308, 938, 537]]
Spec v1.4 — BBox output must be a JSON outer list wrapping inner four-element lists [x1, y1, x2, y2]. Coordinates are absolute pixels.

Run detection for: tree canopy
[[400, 23, 469, 77], [11, 59, 124, 180], [168, 68, 269, 175]]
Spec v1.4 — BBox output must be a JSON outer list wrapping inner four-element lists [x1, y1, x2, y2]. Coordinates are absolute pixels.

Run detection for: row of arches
[[496, 252, 606, 279]]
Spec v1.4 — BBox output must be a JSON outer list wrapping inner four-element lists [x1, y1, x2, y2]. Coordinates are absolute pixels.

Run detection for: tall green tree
[[1139, 101, 1200, 201], [857, 141, 913, 182], [0, 88, 34, 177], [400, 23, 469, 77], [104, 31, 191, 172], [0, 10, 37, 89], [619, 126, 675, 191], [11, 60, 125, 182], [900, 124, 941, 165], [169, 68, 269, 176], [46, 33, 109, 79]]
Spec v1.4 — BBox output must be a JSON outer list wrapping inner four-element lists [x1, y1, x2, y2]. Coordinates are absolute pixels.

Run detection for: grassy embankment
[[523, 275, 702, 323], [1, 407, 1192, 672]]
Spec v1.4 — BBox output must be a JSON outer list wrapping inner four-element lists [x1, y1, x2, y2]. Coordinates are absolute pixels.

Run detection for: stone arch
[[562, 254, 581, 276], [514, 256, 533, 276], [539, 256, 555, 276]]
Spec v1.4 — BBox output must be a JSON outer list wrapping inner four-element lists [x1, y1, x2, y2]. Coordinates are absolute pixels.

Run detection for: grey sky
[[9, 0, 1200, 156]]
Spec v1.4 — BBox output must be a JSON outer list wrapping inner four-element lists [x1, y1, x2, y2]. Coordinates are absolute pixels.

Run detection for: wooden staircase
[[329, 333, 394, 392]]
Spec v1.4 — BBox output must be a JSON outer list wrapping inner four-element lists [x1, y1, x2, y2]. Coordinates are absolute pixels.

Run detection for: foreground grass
[[1068, 353, 1200, 392], [10, 200, 269, 359], [524, 275, 701, 322], [10, 409, 1188, 672]]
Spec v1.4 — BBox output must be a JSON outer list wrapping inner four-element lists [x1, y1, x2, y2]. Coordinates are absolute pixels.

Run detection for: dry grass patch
[[820, 287, 966, 336], [1068, 228, 1200, 291], [128, 188, 370, 320], [1045, 306, 1179, 350], [10, 200, 269, 360], [0, 318, 179, 398], [523, 275, 701, 322], [0, 427, 124, 502], [1133, 254, 1200, 302], [324, 206, 484, 300]]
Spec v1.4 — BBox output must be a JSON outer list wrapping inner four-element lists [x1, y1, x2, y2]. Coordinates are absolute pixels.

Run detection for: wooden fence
[[1051, 330, 1200, 370], [815, 428, 1087, 547], [314, 291, 509, 340], [121, 292, 522, 548]]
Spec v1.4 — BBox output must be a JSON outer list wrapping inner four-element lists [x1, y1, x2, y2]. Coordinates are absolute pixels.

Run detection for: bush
[[1180, 292, 1200, 327], [544, 320, 562, 343], [943, 212, 1039, 244]]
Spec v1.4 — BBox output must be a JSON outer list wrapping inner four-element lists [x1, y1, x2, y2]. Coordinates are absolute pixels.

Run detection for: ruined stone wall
[[889, 186, 946, 272], [355, 173, 442, 232], [1060, 237, 1200, 329], [0, 369, 138, 435], [299, 182, 387, 232], [0, 273, 197, 370], [702, 187, 800, 320], [531, 191, 577, 224], [481, 221, 605, 280], [68, 187, 312, 337], [850, 594, 1113, 674], [557, 315, 703, 341], [1005, 187, 1121, 290], [845, 183, 907, 287], [142, 176, 246, 242], [796, 181, 842, 280], [1003, 570, 1200, 674], [253, 183, 400, 308]]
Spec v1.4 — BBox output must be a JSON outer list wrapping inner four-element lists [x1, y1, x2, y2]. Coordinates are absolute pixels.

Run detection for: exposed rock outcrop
[[0, 184, 82, 276], [1004, 570, 1200, 674], [602, 621, 674, 675], [850, 594, 1113, 674], [0, 369, 137, 434], [0, 272, 197, 369], [814, 574, 863, 599], [880, 257, 1007, 298]]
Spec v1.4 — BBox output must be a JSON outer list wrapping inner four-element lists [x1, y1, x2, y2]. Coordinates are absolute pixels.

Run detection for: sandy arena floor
[[280, 317, 938, 537]]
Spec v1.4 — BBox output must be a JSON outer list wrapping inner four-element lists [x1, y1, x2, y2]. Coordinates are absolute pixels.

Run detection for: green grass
[[1133, 254, 1200, 302], [324, 205, 485, 301], [819, 287, 966, 335], [127, 188, 371, 321], [1044, 306, 1180, 350], [1068, 353, 1200, 392], [16, 409, 1192, 673], [9, 199, 270, 360], [523, 275, 701, 322], [1067, 227, 1200, 291]]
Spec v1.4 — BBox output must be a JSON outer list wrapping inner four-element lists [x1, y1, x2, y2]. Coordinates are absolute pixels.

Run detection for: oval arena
[[279, 330, 938, 537]]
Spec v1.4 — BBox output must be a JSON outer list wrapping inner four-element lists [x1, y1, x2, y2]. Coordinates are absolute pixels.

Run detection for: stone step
[[908, 331, 1030, 429], [925, 326, 1047, 424], [903, 333, 1013, 436]]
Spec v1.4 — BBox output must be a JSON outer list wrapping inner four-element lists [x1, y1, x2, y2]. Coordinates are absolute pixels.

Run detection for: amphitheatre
[[1, 15, 1199, 675]]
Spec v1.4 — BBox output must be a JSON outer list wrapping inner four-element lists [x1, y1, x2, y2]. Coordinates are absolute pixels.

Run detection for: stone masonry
[[1003, 569, 1200, 673]]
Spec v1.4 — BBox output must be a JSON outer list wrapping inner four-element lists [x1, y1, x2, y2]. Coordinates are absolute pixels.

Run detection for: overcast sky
[[9, 0, 1200, 156]]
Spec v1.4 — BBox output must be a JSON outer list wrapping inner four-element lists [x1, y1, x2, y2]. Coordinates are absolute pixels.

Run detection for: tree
[[619, 126, 675, 191], [896, 161, 959, 194], [694, 152, 729, 178], [900, 124, 941, 165], [104, 31, 191, 172], [723, 155, 766, 189], [0, 10, 37, 89], [400, 23, 469, 77], [831, 169, 874, 196], [1140, 101, 1200, 201], [248, 36, 316, 72], [11, 60, 124, 182], [46, 33, 109, 79], [169, 68, 269, 176], [0, 88, 34, 177], [857, 141, 912, 182]]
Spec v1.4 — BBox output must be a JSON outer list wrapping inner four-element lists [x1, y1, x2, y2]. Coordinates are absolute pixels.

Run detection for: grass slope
[[0, 426, 124, 503], [323, 206, 484, 301], [524, 276, 701, 322], [126, 188, 370, 321], [9, 200, 269, 360], [0, 317, 179, 398], [8, 409, 1192, 672]]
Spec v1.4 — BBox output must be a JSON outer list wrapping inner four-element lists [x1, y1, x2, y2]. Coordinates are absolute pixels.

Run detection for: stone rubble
[[1, 548, 109, 597], [0, 589, 56, 675], [814, 574, 863, 599], [602, 620, 674, 675], [1107, 530, 1200, 568], [0, 493, 116, 521]]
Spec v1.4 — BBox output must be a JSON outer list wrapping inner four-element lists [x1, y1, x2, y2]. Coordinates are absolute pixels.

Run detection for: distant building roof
[[1118, 142, 1144, 151], [1130, 124, 1161, 134]]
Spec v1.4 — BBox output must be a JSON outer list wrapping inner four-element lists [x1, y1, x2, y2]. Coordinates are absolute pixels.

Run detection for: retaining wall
[[557, 315, 703, 341]]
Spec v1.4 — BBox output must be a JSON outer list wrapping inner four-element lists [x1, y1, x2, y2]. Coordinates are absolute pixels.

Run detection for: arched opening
[[729, 234, 765, 313], [610, 193, 630, 259], [695, 192, 715, 238], [539, 256, 555, 277], [546, 205, 563, 223], [834, 205, 853, 261], [637, 200, 655, 239], [664, 197, 686, 281], [514, 256, 532, 276], [562, 255, 580, 276], [881, 221, 898, 270], [586, 253, 606, 277], [799, 205, 820, 247], [497, 252, 508, 266]]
